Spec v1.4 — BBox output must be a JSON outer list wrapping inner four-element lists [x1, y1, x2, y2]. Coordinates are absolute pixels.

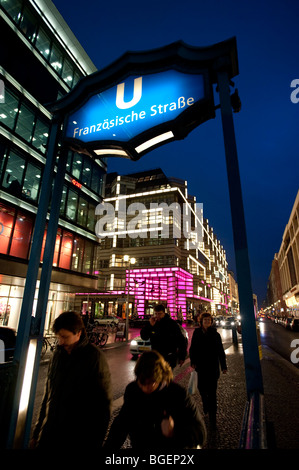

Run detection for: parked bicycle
[[41, 335, 57, 358], [86, 323, 108, 348]]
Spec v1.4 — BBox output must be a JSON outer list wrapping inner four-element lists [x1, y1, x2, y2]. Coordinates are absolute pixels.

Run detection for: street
[[30, 319, 299, 448], [258, 317, 299, 368]]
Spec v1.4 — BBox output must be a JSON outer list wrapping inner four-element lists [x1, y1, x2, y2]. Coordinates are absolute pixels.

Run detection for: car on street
[[214, 315, 224, 327], [220, 316, 238, 328], [0, 326, 16, 362], [129, 325, 189, 358], [290, 318, 299, 331], [94, 315, 122, 327]]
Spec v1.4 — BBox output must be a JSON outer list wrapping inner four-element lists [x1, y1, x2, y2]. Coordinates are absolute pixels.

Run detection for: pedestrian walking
[[104, 350, 206, 450], [140, 304, 187, 368], [31, 311, 112, 449], [189, 312, 227, 428]]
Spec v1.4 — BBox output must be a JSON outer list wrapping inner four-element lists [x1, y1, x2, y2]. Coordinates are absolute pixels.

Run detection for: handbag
[[187, 370, 197, 395]]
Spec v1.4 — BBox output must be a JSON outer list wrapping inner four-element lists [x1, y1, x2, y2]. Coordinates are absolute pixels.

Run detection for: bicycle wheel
[[89, 332, 98, 346], [41, 339, 47, 358], [99, 333, 108, 347]]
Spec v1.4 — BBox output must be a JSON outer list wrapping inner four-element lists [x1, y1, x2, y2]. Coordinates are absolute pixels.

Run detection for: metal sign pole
[[21, 145, 69, 448], [215, 60, 264, 397], [6, 115, 62, 448]]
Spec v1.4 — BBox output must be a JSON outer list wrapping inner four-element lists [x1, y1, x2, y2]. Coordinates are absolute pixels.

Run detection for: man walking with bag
[[140, 304, 187, 369], [189, 312, 227, 429]]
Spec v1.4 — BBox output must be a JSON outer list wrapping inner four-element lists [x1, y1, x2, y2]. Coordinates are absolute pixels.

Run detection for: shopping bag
[[187, 370, 197, 395]]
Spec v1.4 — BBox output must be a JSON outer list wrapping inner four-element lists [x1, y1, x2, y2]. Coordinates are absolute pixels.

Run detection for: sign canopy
[[49, 38, 238, 160]]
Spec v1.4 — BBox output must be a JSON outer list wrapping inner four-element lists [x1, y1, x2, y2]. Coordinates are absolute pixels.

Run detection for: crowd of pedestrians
[[31, 307, 227, 450]]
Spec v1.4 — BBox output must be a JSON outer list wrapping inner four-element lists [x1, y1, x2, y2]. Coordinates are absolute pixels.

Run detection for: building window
[[49, 43, 63, 73], [71, 237, 84, 271], [19, 6, 38, 43], [9, 212, 33, 259], [15, 103, 35, 143], [0, 88, 19, 130], [66, 189, 78, 221], [59, 231, 73, 270], [35, 27, 51, 60], [0, 203, 15, 254], [23, 161, 41, 201], [2, 150, 25, 197], [0, 0, 22, 23], [32, 118, 49, 154]]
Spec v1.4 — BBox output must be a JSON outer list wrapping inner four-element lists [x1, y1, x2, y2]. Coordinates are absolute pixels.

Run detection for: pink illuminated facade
[[75, 168, 229, 320]]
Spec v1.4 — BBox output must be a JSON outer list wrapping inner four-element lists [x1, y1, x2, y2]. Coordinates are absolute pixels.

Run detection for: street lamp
[[124, 255, 136, 341]]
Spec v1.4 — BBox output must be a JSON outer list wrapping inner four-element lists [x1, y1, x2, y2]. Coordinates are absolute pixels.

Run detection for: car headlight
[[221, 320, 225, 326], [130, 340, 138, 346]]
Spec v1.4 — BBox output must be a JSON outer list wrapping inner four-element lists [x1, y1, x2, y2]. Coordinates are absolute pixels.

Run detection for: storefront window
[[59, 231, 73, 270], [9, 212, 33, 258], [0, 203, 15, 254]]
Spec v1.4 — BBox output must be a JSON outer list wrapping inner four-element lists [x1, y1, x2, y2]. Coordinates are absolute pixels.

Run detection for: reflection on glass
[[32, 118, 49, 153], [35, 27, 51, 59], [23, 162, 41, 201], [66, 189, 78, 221], [15, 103, 35, 143], [3, 151, 25, 196], [0, 89, 19, 129]]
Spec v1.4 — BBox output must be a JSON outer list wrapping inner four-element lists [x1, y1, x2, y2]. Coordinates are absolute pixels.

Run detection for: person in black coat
[[31, 311, 112, 449], [104, 350, 206, 450], [189, 312, 227, 428], [140, 304, 187, 369]]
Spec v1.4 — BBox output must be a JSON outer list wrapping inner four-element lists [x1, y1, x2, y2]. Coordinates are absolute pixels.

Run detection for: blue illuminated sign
[[65, 70, 205, 144]]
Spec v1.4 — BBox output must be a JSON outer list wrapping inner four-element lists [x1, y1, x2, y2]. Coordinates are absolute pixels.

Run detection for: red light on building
[[71, 178, 82, 189]]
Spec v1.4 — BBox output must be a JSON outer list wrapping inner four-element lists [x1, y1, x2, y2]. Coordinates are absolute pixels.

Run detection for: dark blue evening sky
[[53, 0, 299, 305]]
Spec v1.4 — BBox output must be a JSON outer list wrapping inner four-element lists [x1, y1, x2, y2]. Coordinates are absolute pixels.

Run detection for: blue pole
[[6, 115, 62, 448], [22, 145, 68, 448], [215, 62, 264, 396]]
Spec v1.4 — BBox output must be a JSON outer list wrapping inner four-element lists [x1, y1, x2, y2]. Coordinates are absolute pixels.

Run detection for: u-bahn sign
[[50, 39, 238, 160]]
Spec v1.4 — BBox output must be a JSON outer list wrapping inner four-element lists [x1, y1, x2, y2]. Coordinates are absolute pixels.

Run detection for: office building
[[75, 168, 229, 320], [0, 0, 107, 331]]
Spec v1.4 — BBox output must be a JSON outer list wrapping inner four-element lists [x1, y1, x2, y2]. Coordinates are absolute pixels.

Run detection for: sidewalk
[[108, 333, 299, 450]]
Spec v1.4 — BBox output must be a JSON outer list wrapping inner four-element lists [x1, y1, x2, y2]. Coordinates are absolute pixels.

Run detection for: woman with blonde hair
[[104, 350, 206, 450]]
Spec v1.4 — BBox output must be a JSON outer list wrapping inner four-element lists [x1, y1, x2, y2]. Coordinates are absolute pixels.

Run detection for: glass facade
[[0, 0, 82, 89], [0, 1, 106, 330], [0, 82, 50, 154]]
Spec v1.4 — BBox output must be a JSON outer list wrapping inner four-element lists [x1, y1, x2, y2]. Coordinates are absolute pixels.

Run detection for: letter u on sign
[[116, 77, 142, 109]]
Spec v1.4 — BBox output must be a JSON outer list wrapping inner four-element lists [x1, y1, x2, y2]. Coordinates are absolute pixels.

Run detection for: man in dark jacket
[[189, 312, 227, 428], [140, 304, 187, 369], [31, 311, 112, 449], [104, 351, 206, 450]]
